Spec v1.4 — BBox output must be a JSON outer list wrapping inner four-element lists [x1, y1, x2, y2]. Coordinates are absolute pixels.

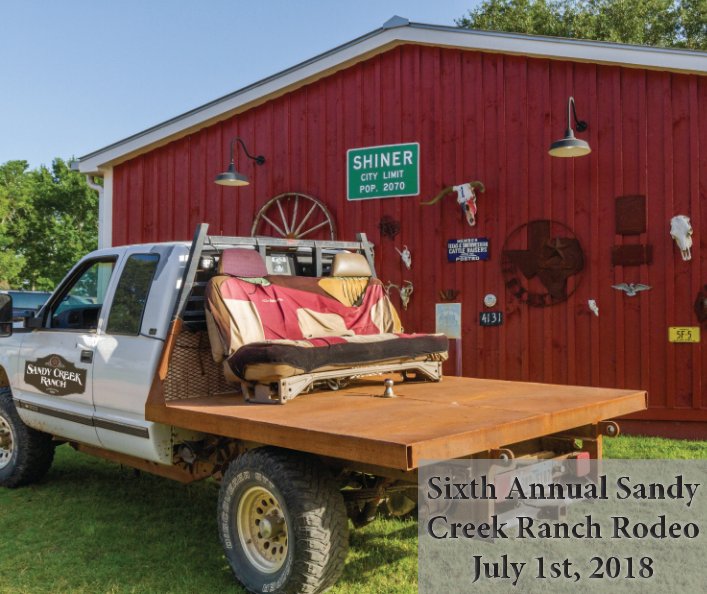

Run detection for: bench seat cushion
[[228, 333, 449, 383], [204, 250, 449, 385], [205, 275, 403, 358]]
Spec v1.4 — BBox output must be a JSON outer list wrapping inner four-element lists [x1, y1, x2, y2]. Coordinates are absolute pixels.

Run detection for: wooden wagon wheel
[[251, 193, 337, 240]]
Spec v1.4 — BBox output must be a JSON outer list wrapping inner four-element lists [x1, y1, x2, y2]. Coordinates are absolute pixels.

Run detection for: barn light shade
[[215, 136, 265, 186], [549, 96, 591, 158], [215, 162, 249, 186]]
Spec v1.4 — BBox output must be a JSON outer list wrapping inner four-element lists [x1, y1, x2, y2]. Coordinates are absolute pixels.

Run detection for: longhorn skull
[[421, 181, 486, 226], [670, 215, 693, 261]]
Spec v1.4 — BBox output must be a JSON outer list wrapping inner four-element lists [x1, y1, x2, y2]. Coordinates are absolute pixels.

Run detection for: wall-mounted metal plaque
[[615, 195, 647, 235], [448, 238, 490, 262], [479, 311, 503, 326], [668, 327, 700, 343]]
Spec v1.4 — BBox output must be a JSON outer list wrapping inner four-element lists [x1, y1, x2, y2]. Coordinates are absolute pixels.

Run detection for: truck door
[[91, 251, 174, 463], [14, 258, 116, 447]]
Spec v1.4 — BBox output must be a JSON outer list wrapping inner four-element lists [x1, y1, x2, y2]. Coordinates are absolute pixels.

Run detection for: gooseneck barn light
[[215, 137, 265, 186], [548, 96, 591, 158]]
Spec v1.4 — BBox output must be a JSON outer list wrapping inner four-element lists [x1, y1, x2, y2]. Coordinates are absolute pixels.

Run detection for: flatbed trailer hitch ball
[[381, 378, 397, 398]]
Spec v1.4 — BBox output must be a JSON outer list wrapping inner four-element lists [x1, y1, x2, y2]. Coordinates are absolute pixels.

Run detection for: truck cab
[[4, 242, 187, 461]]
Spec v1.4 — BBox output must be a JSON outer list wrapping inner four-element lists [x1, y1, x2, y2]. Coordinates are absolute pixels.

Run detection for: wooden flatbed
[[148, 376, 646, 471]]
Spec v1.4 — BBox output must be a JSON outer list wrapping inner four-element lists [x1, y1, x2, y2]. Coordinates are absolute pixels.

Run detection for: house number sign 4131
[[479, 311, 503, 326]]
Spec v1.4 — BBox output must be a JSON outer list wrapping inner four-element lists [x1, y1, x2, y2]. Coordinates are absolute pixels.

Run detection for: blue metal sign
[[447, 238, 490, 262]]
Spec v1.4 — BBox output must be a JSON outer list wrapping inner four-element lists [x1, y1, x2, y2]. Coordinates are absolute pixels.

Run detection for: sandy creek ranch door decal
[[24, 354, 87, 396]]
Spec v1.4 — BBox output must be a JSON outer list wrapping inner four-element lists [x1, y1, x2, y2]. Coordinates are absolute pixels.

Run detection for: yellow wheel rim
[[0, 416, 14, 470], [236, 486, 288, 573]]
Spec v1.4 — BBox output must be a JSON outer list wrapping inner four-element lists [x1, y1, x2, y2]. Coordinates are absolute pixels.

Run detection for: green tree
[[0, 159, 98, 291], [0, 161, 31, 289], [456, 0, 707, 50], [22, 159, 99, 290]]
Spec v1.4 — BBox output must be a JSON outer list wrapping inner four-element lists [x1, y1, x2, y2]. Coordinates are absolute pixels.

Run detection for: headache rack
[[174, 223, 376, 333]]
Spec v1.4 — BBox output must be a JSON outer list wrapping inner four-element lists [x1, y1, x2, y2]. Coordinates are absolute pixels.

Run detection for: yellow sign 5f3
[[668, 327, 701, 343]]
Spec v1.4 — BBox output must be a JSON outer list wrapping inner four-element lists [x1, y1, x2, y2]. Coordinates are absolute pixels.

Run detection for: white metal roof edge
[[78, 20, 706, 173]]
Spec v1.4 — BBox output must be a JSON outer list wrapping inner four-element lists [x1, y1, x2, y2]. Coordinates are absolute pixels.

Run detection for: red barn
[[78, 18, 707, 437]]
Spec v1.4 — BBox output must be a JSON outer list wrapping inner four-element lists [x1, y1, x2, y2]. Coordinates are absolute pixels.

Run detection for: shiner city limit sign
[[347, 142, 419, 200]]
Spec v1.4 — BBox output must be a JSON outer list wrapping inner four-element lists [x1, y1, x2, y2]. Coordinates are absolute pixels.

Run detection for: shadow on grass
[[1, 446, 421, 594], [335, 519, 418, 590]]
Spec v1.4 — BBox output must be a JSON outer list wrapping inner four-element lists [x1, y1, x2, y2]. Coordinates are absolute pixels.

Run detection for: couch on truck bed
[[204, 248, 448, 403]]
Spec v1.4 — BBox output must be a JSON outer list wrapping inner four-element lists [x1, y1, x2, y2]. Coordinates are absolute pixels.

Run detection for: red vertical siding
[[646, 72, 670, 409], [525, 59, 547, 383], [111, 44, 705, 424], [698, 77, 707, 413]]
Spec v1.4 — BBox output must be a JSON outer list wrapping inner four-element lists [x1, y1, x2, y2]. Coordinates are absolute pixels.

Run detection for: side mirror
[[0, 294, 12, 337], [25, 315, 43, 329]]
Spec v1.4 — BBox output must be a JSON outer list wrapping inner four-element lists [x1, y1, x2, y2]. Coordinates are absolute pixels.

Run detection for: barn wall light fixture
[[215, 137, 265, 186], [548, 96, 591, 158]]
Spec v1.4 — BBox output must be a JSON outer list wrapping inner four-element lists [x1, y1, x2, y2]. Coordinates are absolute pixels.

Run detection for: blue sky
[[1, 1, 479, 169]]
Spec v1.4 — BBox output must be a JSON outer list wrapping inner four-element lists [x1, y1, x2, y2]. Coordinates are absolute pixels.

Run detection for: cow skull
[[670, 215, 693, 261], [395, 245, 412, 269], [455, 182, 485, 226], [421, 180, 485, 227]]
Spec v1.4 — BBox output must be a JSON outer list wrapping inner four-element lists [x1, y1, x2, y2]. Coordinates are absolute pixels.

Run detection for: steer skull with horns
[[421, 181, 486, 226], [670, 215, 693, 261]]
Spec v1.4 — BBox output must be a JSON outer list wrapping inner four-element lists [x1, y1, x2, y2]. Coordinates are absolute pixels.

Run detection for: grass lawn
[[0, 435, 704, 593]]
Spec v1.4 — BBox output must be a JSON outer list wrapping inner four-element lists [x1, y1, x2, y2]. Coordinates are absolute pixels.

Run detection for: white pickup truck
[[0, 224, 646, 594]]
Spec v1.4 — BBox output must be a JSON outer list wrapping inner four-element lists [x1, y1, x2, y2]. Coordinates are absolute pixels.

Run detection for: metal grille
[[163, 330, 235, 401]]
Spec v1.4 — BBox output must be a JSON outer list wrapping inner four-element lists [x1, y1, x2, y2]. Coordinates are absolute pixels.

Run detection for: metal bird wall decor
[[611, 283, 652, 297], [421, 181, 485, 226]]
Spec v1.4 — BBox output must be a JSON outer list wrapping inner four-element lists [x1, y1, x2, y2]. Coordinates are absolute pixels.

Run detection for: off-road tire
[[0, 388, 55, 488], [218, 447, 349, 593]]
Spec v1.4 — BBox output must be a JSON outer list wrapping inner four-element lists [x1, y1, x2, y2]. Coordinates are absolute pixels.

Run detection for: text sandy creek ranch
[[25, 363, 84, 389]]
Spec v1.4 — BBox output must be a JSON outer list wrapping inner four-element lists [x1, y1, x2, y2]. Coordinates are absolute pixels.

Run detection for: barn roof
[[78, 16, 707, 174]]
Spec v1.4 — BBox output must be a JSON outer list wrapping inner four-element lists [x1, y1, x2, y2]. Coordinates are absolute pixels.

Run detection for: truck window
[[106, 254, 159, 335], [51, 260, 116, 330]]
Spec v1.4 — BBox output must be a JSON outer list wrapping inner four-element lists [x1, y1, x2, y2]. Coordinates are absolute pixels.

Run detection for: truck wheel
[[0, 388, 55, 488], [218, 447, 348, 593]]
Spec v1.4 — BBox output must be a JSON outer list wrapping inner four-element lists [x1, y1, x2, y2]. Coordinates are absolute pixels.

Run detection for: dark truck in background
[[1, 290, 51, 328]]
